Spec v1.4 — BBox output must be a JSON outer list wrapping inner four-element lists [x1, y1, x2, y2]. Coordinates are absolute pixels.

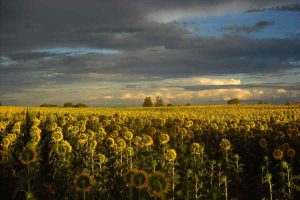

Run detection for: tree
[[154, 96, 164, 107], [0, 101, 2, 106], [63, 102, 74, 107], [142, 96, 153, 107], [40, 104, 58, 107], [74, 103, 88, 108], [228, 98, 240, 105]]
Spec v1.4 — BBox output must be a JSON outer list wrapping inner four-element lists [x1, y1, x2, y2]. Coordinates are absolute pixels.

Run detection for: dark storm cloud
[[247, 4, 300, 13], [0, 0, 295, 53], [222, 21, 275, 33]]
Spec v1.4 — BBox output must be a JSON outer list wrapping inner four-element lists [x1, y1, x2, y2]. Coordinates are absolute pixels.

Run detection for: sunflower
[[78, 133, 88, 144], [19, 146, 37, 165], [133, 136, 143, 147], [7, 133, 17, 142], [116, 138, 126, 150], [142, 135, 153, 146], [73, 171, 94, 193], [31, 132, 41, 143], [125, 147, 134, 156], [98, 128, 107, 139], [159, 133, 170, 145], [124, 168, 138, 186], [281, 143, 290, 151], [220, 139, 231, 151], [164, 149, 177, 162], [286, 148, 296, 159], [124, 131, 133, 141], [87, 130, 95, 139], [0, 150, 8, 165], [130, 169, 149, 189], [245, 125, 251, 132], [52, 131, 63, 142], [259, 138, 268, 149], [148, 171, 170, 198], [62, 141, 73, 153], [106, 137, 116, 148], [111, 130, 119, 138], [1, 138, 11, 149], [190, 142, 205, 155], [272, 149, 284, 160], [98, 153, 107, 164]]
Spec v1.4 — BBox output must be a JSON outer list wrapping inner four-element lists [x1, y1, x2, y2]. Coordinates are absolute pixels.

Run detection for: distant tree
[[74, 103, 88, 108], [258, 100, 268, 104], [0, 101, 2, 106], [40, 104, 58, 107], [228, 98, 240, 105], [167, 103, 173, 107], [63, 102, 74, 107], [154, 96, 164, 107], [185, 103, 191, 106], [142, 96, 153, 107]]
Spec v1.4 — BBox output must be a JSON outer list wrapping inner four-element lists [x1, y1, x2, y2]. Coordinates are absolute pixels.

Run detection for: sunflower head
[[116, 137, 127, 150], [98, 128, 107, 139], [98, 153, 107, 164], [259, 138, 268, 149], [190, 142, 205, 155], [73, 171, 94, 193], [52, 131, 63, 142], [1, 138, 11, 149], [130, 169, 148, 189], [19, 146, 37, 165], [125, 147, 134, 156], [62, 141, 73, 153], [220, 139, 231, 152], [87, 130, 95, 139], [159, 133, 170, 145], [124, 131, 133, 141], [133, 136, 143, 147], [31, 132, 41, 143], [106, 137, 116, 148], [272, 149, 284, 160], [164, 149, 177, 162], [142, 135, 153, 146], [148, 171, 170, 198], [78, 133, 88, 144], [124, 168, 138, 186], [287, 148, 296, 158]]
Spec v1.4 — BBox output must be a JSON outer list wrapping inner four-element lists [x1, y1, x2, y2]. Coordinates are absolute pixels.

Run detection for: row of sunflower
[[0, 105, 300, 199]]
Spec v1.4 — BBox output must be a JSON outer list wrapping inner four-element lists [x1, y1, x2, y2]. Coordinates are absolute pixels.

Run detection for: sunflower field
[[0, 105, 300, 200]]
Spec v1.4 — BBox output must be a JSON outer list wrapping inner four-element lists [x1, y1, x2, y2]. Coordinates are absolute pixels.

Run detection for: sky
[[0, 0, 300, 106]]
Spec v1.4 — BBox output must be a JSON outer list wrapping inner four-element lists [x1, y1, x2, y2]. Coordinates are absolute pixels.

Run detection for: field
[[0, 105, 300, 200]]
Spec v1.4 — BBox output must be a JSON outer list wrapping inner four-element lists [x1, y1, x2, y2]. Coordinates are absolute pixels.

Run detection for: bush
[[74, 103, 88, 108], [40, 104, 58, 107], [228, 98, 240, 105], [63, 102, 74, 107]]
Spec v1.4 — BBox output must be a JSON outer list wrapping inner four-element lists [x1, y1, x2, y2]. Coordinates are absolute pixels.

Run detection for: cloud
[[247, 4, 300, 13], [222, 21, 275, 34], [1, 0, 300, 105]]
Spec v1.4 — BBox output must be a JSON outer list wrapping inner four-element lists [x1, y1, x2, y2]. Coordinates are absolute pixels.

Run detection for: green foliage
[[63, 102, 74, 107], [228, 98, 240, 105], [154, 96, 164, 107], [74, 103, 88, 108], [40, 103, 58, 107], [142, 96, 153, 107]]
